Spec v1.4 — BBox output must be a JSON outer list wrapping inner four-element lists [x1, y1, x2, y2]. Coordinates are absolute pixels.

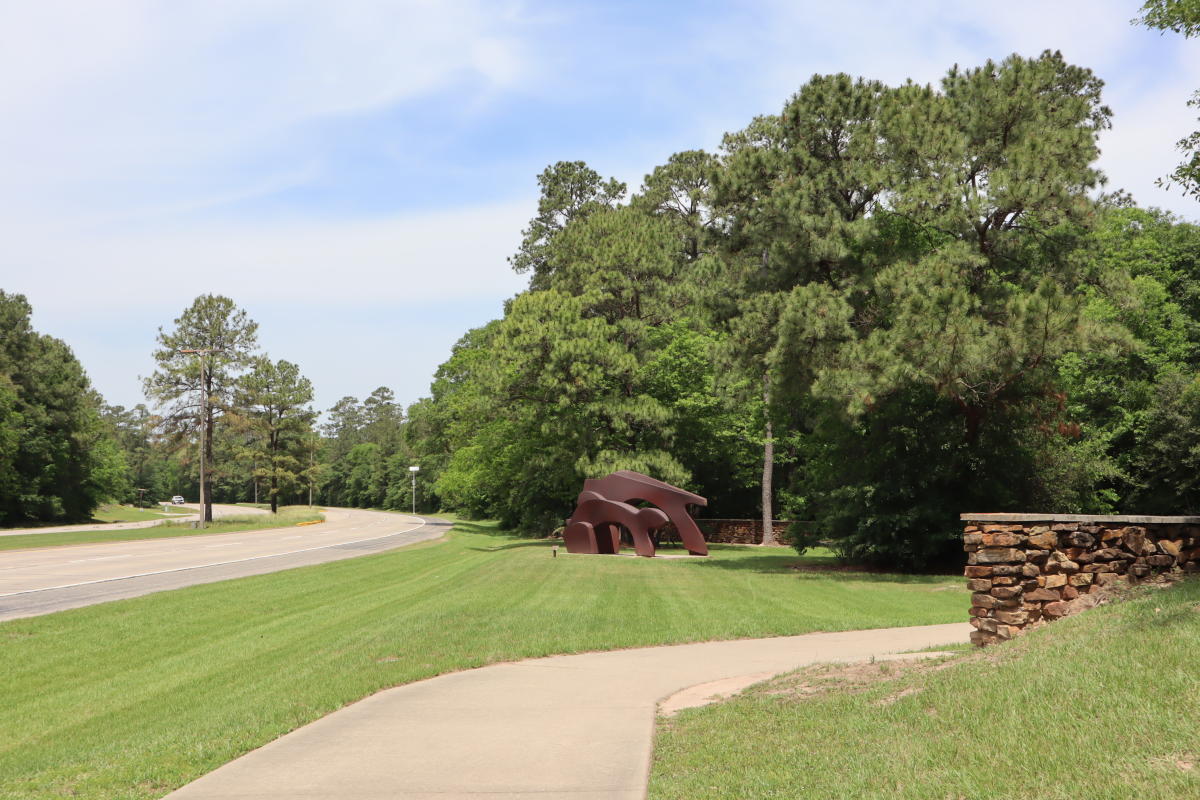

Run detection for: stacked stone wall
[[695, 519, 796, 545], [963, 514, 1200, 646]]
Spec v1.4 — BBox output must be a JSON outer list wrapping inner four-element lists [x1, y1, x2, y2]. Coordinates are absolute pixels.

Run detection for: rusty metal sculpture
[[563, 470, 708, 558]]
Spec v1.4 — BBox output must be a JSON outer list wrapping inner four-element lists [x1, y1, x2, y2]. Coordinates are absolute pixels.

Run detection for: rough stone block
[[982, 532, 1026, 547], [990, 586, 1023, 600], [1159, 539, 1182, 558], [1065, 531, 1096, 548], [1147, 554, 1174, 567], [970, 630, 999, 647], [1043, 601, 1071, 618], [1044, 552, 1079, 574], [994, 609, 1028, 625], [964, 566, 994, 577], [1094, 572, 1121, 586], [1069, 573, 1094, 586], [1062, 584, 1080, 600], [1021, 563, 1041, 577], [1024, 587, 1060, 603], [966, 578, 992, 592], [975, 548, 1026, 564], [1027, 532, 1057, 549], [972, 593, 999, 609], [991, 576, 1016, 586], [1120, 528, 1146, 553], [1043, 574, 1067, 589]]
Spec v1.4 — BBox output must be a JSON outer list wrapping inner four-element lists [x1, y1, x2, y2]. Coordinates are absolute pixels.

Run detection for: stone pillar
[[962, 514, 1200, 646]]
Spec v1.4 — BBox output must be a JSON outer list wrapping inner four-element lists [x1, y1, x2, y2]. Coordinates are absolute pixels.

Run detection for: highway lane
[[0, 508, 449, 622]]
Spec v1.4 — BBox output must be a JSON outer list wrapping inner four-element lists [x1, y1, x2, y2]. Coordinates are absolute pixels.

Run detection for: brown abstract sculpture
[[563, 470, 708, 558]]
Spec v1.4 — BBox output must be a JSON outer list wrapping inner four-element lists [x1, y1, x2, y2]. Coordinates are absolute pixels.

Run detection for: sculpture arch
[[563, 470, 708, 558]]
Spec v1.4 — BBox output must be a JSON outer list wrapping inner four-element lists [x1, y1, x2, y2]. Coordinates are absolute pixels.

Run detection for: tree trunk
[[761, 372, 777, 546], [204, 404, 214, 523], [270, 431, 279, 514]]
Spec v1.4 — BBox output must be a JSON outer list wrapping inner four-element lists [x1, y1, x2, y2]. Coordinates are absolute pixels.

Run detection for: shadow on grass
[[466, 540, 553, 552], [687, 553, 960, 584]]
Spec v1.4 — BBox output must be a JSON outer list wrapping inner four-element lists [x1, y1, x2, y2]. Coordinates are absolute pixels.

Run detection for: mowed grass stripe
[[1, 521, 965, 800], [649, 578, 1200, 800]]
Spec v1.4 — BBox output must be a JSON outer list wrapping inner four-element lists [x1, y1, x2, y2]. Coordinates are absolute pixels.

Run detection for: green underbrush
[[650, 579, 1200, 799], [0, 520, 963, 799]]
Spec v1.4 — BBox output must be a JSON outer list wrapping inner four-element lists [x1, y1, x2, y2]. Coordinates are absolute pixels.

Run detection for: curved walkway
[[166, 622, 972, 800]]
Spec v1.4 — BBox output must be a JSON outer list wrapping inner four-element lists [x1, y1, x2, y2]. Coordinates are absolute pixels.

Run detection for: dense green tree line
[[8, 8, 1200, 570], [393, 50, 1200, 569], [0, 292, 127, 525]]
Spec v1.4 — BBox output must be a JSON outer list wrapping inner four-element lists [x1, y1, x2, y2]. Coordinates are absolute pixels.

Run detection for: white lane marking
[[0, 517, 430, 597]]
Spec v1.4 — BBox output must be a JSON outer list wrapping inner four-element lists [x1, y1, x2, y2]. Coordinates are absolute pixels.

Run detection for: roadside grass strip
[[90, 504, 193, 523], [0, 507, 324, 552], [0, 521, 965, 800], [649, 578, 1200, 800]]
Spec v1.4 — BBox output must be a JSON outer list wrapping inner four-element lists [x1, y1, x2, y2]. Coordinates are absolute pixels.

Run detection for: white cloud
[[3, 201, 531, 316], [0, 0, 534, 228]]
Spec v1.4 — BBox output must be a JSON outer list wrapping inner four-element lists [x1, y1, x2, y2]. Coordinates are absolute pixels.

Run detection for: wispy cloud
[[1, 0, 1196, 412]]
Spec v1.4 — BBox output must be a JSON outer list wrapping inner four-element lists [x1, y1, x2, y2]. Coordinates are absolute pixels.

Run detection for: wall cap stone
[[961, 512, 1200, 524]]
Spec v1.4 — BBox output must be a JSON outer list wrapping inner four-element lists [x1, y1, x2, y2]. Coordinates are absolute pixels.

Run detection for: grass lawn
[[90, 504, 192, 524], [649, 578, 1200, 800], [0, 521, 965, 800], [0, 507, 324, 552], [0, 504, 191, 531]]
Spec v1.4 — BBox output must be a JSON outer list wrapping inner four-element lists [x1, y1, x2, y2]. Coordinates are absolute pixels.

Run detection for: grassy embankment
[[0, 507, 324, 552], [650, 578, 1200, 800], [91, 504, 192, 523], [0, 503, 191, 531], [0, 521, 965, 800]]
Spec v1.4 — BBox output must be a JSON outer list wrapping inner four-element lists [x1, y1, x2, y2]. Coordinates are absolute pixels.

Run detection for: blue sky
[[2, 0, 1198, 415]]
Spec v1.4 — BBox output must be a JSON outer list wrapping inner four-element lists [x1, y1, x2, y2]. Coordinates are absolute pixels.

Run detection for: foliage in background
[[13, 41, 1200, 570], [0, 292, 127, 524], [1136, 0, 1200, 199]]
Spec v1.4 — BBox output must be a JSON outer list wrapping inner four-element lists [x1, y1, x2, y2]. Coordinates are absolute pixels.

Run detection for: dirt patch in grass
[[755, 651, 969, 705]]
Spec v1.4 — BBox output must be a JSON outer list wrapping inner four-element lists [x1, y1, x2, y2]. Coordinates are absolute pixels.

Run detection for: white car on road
[[171, 496, 186, 505]]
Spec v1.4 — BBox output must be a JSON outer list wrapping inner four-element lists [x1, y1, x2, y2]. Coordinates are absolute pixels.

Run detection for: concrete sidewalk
[[166, 622, 970, 800]]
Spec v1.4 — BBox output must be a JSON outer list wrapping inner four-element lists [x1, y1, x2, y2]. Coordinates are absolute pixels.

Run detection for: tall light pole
[[409, 465, 420, 514], [180, 348, 219, 528]]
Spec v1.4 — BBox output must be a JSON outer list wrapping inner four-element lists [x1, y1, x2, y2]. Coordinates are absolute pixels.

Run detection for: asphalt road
[[0, 508, 449, 622]]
